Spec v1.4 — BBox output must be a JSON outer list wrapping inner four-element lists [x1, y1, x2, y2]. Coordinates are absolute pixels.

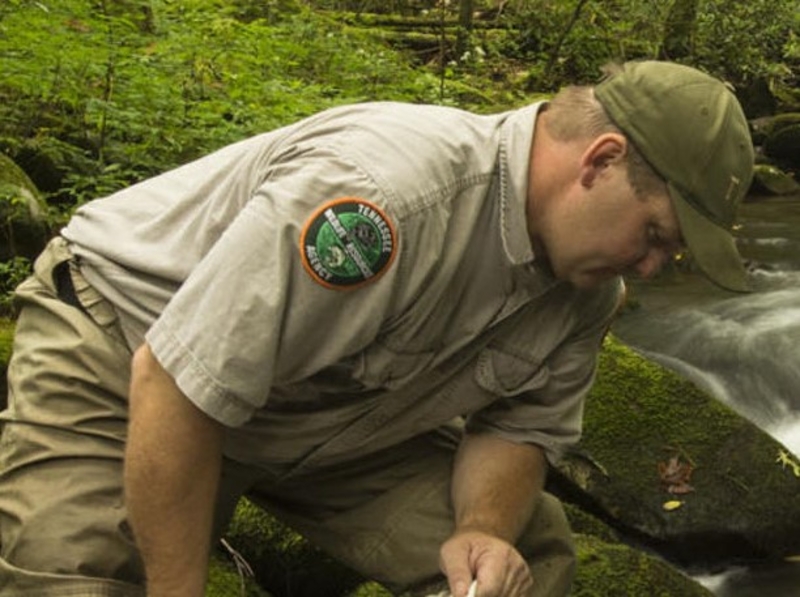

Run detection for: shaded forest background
[[0, 0, 799, 305]]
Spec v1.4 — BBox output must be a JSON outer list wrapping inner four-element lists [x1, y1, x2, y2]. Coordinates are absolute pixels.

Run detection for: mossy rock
[[750, 163, 800, 196], [566, 502, 713, 595], [207, 554, 273, 597], [222, 498, 369, 597], [563, 502, 620, 545], [554, 336, 800, 566], [0, 153, 50, 261], [220, 491, 716, 597], [571, 534, 713, 597]]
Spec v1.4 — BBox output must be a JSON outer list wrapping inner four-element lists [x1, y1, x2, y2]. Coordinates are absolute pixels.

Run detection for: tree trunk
[[456, 0, 475, 60], [544, 0, 590, 79], [659, 0, 698, 60]]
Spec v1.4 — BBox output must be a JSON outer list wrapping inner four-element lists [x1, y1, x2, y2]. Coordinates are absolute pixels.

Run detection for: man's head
[[594, 61, 755, 291], [529, 61, 754, 292]]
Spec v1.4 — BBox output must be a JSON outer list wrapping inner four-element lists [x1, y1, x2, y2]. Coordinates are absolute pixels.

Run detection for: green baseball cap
[[595, 61, 755, 292]]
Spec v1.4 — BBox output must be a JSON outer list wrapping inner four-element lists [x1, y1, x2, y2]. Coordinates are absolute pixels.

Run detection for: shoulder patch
[[300, 197, 397, 290]]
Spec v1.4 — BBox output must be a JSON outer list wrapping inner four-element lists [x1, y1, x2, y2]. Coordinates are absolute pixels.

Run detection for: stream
[[611, 195, 800, 597]]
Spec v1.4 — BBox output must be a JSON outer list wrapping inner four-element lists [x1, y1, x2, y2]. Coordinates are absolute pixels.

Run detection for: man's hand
[[440, 530, 534, 597], [444, 433, 547, 597]]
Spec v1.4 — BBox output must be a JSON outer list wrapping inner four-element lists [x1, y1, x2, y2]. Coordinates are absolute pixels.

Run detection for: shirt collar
[[498, 101, 545, 266]]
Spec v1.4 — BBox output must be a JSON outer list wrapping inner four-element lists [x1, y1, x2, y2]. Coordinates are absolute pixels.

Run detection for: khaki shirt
[[62, 101, 622, 470]]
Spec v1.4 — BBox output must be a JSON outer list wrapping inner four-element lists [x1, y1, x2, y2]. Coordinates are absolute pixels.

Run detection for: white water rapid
[[612, 196, 800, 597]]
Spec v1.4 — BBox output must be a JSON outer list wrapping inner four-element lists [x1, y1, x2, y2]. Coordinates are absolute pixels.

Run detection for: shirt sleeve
[[466, 278, 625, 464], [145, 144, 410, 427]]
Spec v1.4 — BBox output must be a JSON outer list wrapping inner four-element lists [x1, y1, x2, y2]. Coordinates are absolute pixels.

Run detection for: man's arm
[[125, 343, 224, 597], [440, 433, 547, 597]]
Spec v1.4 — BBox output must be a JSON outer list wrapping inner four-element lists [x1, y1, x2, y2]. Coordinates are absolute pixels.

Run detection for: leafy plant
[[0, 0, 439, 211], [0, 256, 31, 316]]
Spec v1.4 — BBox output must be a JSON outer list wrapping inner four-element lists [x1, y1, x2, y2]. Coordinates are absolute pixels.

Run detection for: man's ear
[[579, 133, 627, 188]]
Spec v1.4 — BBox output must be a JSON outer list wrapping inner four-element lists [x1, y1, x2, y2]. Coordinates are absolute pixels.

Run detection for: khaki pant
[[0, 238, 576, 596]]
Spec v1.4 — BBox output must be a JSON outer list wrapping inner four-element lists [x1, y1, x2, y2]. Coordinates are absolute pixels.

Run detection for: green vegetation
[[0, 0, 798, 230], [2, 1, 800, 594], [2, 0, 798, 216]]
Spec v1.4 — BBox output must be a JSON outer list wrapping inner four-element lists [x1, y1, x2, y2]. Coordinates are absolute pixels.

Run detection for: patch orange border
[[299, 197, 398, 291]]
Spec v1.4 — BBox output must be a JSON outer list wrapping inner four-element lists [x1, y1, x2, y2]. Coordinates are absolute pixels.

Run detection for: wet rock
[[552, 336, 800, 568]]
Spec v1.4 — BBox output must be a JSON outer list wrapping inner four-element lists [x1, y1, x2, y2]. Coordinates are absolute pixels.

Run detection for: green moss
[[572, 534, 713, 596], [207, 554, 273, 597], [560, 335, 800, 557], [563, 502, 619, 544], [581, 335, 746, 505], [223, 499, 367, 597]]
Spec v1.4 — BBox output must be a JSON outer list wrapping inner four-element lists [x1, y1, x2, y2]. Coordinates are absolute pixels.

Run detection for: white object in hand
[[467, 580, 478, 597], [425, 579, 478, 597]]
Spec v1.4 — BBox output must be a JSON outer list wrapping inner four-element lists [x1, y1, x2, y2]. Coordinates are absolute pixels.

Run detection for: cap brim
[[668, 183, 751, 292]]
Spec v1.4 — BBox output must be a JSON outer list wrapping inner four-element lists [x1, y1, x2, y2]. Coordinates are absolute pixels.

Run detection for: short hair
[[545, 77, 665, 199]]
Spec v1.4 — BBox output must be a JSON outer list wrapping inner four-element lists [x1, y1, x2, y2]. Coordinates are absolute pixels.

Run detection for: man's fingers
[[446, 572, 473, 597], [440, 539, 474, 597]]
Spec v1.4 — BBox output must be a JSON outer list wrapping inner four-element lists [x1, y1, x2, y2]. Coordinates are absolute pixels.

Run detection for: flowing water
[[612, 195, 800, 597]]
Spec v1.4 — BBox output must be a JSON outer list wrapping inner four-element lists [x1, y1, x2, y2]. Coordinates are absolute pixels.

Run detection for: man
[[0, 60, 753, 597]]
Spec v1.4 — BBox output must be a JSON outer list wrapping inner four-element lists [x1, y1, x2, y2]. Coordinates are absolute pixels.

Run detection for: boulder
[[571, 534, 713, 597], [565, 503, 714, 596], [749, 163, 800, 196], [762, 113, 800, 172], [215, 495, 718, 597], [552, 336, 800, 568], [0, 153, 50, 261]]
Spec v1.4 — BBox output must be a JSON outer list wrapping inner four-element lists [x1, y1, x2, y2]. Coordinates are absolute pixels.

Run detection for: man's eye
[[647, 225, 661, 244]]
